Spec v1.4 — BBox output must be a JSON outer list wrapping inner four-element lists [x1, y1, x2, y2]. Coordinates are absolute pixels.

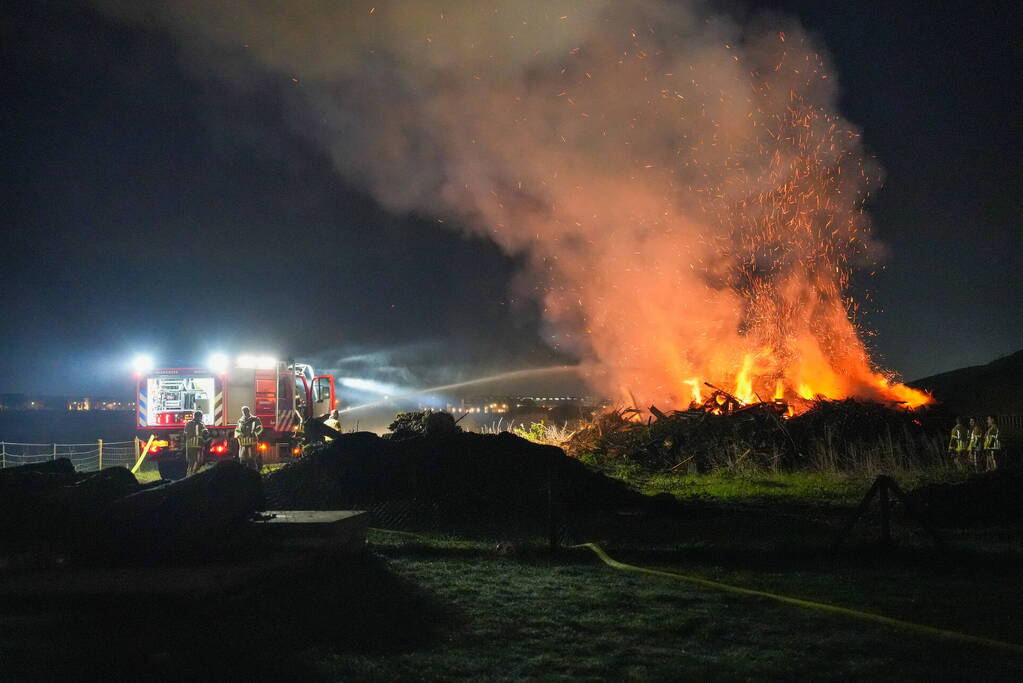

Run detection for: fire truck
[[135, 356, 336, 479]]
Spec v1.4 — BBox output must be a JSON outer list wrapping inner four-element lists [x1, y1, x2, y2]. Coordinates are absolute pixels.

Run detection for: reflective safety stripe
[[184, 422, 207, 448]]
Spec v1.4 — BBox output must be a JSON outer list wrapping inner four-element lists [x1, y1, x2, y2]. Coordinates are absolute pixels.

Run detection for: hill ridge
[[909, 349, 1023, 415]]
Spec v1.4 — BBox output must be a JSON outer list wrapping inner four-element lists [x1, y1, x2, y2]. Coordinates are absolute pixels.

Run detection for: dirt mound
[[0, 459, 262, 562], [910, 469, 1023, 526], [263, 430, 656, 531], [0, 460, 141, 548], [94, 461, 261, 562]]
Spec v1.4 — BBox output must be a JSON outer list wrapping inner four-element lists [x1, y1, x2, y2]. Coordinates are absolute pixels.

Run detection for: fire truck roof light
[[132, 354, 155, 375], [208, 352, 230, 374], [237, 354, 277, 370]]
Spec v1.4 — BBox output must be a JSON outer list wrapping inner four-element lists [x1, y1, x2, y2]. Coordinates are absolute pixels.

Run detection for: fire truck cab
[[135, 356, 336, 479]]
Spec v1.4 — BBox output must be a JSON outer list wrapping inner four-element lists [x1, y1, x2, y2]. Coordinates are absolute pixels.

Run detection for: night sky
[[2, 0, 1020, 397]]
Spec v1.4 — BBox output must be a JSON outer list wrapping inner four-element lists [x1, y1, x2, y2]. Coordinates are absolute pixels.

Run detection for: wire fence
[[998, 415, 1023, 430], [0, 440, 139, 472]]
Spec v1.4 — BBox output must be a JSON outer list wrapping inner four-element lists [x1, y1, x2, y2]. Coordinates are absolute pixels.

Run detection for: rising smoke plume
[[96, 0, 930, 410]]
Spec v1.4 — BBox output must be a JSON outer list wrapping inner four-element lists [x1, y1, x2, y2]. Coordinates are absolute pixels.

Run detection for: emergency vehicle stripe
[[137, 388, 147, 427], [214, 391, 224, 425]]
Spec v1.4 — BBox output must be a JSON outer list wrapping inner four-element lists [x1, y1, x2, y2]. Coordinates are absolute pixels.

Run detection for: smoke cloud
[[96, 0, 929, 409]]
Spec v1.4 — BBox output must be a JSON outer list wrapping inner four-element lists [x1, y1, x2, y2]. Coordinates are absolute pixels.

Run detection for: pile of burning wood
[[562, 392, 945, 473]]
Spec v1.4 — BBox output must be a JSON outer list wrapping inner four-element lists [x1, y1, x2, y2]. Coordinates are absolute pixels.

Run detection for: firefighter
[[947, 417, 967, 470], [235, 406, 264, 472], [183, 410, 209, 477], [966, 417, 984, 472], [323, 408, 341, 441], [983, 415, 1002, 471]]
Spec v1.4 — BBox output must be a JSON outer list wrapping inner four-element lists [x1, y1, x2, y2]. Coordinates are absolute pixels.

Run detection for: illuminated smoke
[[96, 0, 930, 410]]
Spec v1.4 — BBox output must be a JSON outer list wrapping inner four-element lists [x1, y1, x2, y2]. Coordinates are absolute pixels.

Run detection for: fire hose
[[369, 528, 1022, 655], [574, 542, 1023, 656]]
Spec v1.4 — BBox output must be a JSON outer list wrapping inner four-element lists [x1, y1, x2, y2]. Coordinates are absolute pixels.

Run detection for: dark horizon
[[2, 0, 1020, 397]]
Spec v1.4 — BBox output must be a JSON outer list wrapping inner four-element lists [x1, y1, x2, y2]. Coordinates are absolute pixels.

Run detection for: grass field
[[3, 468, 1021, 680], [322, 526, 1023, 681], [314, 469, 1021, 680]]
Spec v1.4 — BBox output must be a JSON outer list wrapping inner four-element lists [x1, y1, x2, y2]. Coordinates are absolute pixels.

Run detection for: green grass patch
[[313, 530, 1023, 681], [612, 467, 973, 507], [133, 462, 162, 483]]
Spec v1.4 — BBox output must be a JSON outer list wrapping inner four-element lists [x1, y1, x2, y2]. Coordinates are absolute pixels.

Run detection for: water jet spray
[[338, 365, 580, 414]]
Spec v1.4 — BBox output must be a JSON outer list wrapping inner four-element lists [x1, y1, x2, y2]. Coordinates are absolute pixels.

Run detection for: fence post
[[98, 439, 103, 470], [53, 443, 57, 461], [879, 477, 892, 546], [2, 442, 5, 469], [547, 459, 560, 554]]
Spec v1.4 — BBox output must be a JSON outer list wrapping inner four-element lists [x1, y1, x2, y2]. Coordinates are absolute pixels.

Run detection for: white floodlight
[[208, 352, 230, 374], [132, 354, 155, 375], [237, 354, 277, 370]]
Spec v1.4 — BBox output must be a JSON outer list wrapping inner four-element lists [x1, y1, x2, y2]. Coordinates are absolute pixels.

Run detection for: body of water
[[0, 411, 136, 444]]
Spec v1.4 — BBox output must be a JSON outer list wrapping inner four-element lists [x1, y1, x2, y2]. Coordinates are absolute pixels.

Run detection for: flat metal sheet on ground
[[252, 510, 369, 550], [258, 510, 367, 525]]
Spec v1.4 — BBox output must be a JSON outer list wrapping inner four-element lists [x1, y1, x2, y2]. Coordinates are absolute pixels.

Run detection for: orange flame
[[683, 378, 702, 405]]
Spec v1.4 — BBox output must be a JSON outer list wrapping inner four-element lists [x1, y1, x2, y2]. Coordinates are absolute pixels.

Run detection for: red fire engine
[[135, 355, 336, 479]]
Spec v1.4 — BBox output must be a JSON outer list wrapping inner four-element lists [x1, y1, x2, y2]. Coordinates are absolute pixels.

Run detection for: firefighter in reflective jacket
[[323, 408, 341, 441], [948, 418, 967, 469], [235, 406, 264, 471], [184, 410, 209, 477], [983, 415, 1002, 471], [967, 417, 984, 472]]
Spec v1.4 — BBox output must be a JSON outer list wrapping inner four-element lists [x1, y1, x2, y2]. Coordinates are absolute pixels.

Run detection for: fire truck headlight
[[208, 352, 229, 375], [132, 354, 154, 375]]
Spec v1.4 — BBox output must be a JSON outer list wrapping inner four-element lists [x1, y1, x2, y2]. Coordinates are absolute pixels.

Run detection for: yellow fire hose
[[131, 435, 155, 474], [575, 542, 1023, 656]]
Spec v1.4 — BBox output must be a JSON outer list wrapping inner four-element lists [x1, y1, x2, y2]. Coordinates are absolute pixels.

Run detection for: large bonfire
[[98, 1, 933, 412]]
